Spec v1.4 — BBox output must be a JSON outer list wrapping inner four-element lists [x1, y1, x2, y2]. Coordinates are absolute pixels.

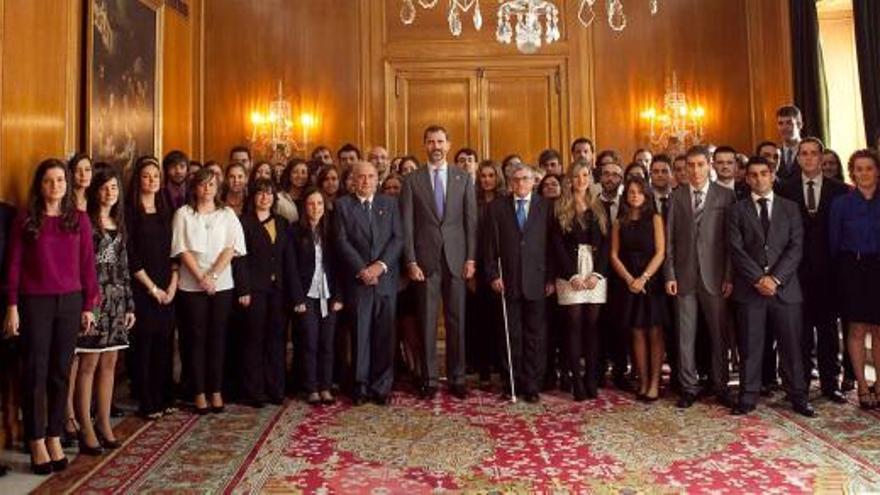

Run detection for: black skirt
[[837, 252, 880, 325]]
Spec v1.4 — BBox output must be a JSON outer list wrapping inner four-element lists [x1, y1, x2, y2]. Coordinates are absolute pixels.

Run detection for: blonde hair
[[555, 160, 607, 235]]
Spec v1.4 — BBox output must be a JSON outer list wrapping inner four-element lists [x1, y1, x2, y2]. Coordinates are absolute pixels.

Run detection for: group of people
[[3, 104, 880, 475]]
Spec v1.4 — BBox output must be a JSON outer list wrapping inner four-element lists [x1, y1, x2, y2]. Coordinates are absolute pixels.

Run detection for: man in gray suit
[[664, 146, 736, 408], [400, 125, 477, 400], [727, 156, 815, 417]]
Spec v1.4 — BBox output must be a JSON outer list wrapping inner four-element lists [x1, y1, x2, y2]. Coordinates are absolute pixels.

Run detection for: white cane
[[497, 258, 517, 403]]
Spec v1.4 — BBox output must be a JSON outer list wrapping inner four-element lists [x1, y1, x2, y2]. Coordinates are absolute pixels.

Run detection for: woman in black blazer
[[288, 187, 343, 405], [233, 178, 292, 406]]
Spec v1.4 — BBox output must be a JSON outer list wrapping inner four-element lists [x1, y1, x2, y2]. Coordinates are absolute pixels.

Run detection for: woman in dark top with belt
[[552, 161, 609, 400], [829, 149, 880, 408], [610, 176, 667, 402], [4, 158, 99, 474], [289, 187, 343, 404], [233, 178, 291, 406], [127, 156, 179, 419]]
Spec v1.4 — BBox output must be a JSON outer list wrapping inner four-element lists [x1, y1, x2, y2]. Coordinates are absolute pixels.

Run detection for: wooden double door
[[389, 61, 567, 166]]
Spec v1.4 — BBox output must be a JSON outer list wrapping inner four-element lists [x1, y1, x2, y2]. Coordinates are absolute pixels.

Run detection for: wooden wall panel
[[162, 2, 195, 155], [746, 0, 793, 149], [483, 68, 560, 164], [591, 0, 755, 159], [202, 0, 360, 163], [0, 0, 78, 204]]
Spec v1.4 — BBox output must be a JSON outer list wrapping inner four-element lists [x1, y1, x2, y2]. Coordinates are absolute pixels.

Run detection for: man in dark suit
[[664, 146, 736, 408], [776, 105, 804, 181], [484, 163, 553, 403], [400, 125, 477, 400], [728, 156, 815, 417], [779, 137, 849, 403], [334, 161, 403, 405]]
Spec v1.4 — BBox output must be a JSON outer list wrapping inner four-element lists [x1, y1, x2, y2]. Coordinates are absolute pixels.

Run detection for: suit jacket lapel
[[352, 198, 372, 241], [418, 166, 441, 221], [523, 195, 542, 234]]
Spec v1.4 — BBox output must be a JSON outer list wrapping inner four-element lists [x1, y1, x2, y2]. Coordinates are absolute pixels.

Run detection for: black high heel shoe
[[51, 456, 69, 472], [78, 432, 104, 456], [30, 460, 52, 475], [96, 429, 121, 450]]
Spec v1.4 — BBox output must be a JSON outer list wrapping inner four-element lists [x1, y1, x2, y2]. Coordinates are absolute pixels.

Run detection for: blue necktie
[[433, 168, 445, 218], [516, 198, 527, 231]]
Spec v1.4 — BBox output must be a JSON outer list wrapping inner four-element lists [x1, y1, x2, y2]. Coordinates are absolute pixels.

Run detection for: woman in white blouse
[[171, 167, 246, 414], [288, 188, 343, 405]]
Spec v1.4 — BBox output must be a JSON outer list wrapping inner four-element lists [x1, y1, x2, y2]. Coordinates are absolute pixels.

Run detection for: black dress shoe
[[352, 394, 367, 406], [450, 384, 468, 400], [613, 375, 633, 392], [524, 393, 540, 403], [420, 385, 438, 400], [572, 381, 587, 402], [194, 406, 210, 415], [676, 393, 696, 409], [822, 390, 848, 404], [51, 457, 69, 472], [731, 403, 756, 416], [0, 464, 9, 477], [373, 395, 389, 406], [792, 402, 817, 418], [30, 460, 52, 475], [78, 433, 104, 456], [210, 405, 225, 414]]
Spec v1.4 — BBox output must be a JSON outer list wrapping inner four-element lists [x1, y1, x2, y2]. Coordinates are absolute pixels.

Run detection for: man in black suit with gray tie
[[335, 161, 403, 405], [727, 156, 815, 417]]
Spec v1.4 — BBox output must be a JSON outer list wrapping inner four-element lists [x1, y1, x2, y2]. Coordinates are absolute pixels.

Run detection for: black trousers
[[299, 298, 337, 393], [240, 289, 287, 402], [499, 295, 546, 395], [801, 282, 841, 393], [737, 298, 807, 407], [20, 292, 82, 440], [177, 290, 233, 396], [598, 282, 629, 380], [131, 288, 175, 415]]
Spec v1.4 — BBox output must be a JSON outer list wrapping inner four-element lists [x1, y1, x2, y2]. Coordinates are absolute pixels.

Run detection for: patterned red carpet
[[35, 389, 880, 493]]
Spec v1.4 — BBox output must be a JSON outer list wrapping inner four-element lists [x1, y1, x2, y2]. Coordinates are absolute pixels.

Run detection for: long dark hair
[[618, 176, 656, 225], [87, 165, 126, 237], [24, 158, 80, 240], [280, 158, 310, 195], [297, 187, 331, 244], [127, 155, 170, 221]]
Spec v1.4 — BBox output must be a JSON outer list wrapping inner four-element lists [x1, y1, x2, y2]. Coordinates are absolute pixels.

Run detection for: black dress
[[617, 214, 668, 329]]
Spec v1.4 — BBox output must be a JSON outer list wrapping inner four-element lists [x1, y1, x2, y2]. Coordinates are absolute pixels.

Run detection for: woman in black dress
[[126, 156, 178, 419], [609, 176, 667, 401]]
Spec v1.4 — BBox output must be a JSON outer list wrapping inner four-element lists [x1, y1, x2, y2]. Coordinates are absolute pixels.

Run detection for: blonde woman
[[551, 160, 609, 401]]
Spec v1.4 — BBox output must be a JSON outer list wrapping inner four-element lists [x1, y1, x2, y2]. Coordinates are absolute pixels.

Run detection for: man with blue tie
[[334, 161, 403, 405], [484, 163, 554, 403], [400, 125, 477, 400]]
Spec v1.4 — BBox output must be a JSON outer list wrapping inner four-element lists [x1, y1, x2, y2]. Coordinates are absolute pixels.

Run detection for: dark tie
[[806, 180, 817, 213], [693, 189, 704, 225], [758, 198, 770, 236], [433, 168, 445, 218], [602, 200, 613, 224], [660, 196, 669, 219], [516, 198, 527, 231]]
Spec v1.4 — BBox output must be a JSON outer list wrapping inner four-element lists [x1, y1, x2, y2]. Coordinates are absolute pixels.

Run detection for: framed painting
[[86, 0, 163, 173]]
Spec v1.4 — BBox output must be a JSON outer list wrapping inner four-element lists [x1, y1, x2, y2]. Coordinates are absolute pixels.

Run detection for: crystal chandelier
[[249, 81, 304, 163], [496, 1, 560, 54], [399, 0, 661, 53], [639, 72, 706, 154]]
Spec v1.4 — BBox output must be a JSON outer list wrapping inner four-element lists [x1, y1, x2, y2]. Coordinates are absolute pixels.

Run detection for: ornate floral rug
[[35, 389, 880, 494]]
